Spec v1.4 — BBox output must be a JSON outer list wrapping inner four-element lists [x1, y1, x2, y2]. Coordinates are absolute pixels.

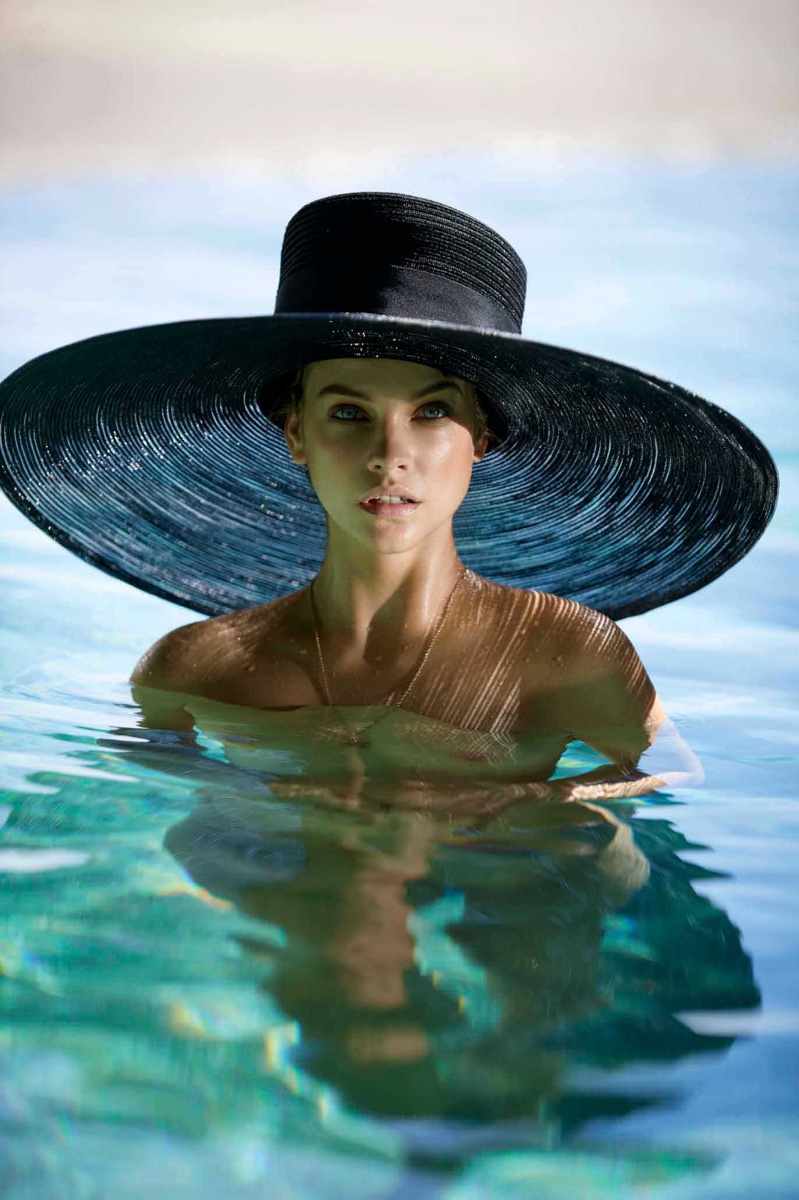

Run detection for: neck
[[311, 530, 464, 652]]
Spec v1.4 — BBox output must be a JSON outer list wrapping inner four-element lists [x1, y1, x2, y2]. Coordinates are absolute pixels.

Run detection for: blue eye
[[330, 405, 366, 421], [418, 402, 449, 420]]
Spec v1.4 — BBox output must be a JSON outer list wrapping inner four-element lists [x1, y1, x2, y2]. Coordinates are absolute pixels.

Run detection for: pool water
[[1, 159, 798, 1198]]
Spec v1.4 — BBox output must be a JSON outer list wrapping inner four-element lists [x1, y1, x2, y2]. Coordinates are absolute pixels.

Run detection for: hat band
[[274, 264, 520, 334]]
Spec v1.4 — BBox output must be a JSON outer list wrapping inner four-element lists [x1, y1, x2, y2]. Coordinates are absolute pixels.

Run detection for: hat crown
[[274, 192, 527, 334]]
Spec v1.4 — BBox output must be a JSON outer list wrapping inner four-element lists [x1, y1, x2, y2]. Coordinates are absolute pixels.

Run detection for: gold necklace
[[309, 567, 467, 749]]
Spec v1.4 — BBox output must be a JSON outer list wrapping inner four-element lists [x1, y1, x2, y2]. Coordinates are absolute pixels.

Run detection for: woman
[[130, 353, 690, 796], [0, 191, 776, 801]]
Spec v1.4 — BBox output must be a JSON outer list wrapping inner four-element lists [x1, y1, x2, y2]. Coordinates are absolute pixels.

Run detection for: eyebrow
[[313, 380, 463, 401]]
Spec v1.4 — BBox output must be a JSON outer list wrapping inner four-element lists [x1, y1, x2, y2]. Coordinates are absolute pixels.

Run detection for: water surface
[[1, 158, 797, 1198]]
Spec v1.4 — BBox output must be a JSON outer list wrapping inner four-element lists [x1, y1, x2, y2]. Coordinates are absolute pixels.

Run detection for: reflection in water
[[0, 694, 763, 1195], [166, 790, 636, 1124], [125, 704, 761, 1143]]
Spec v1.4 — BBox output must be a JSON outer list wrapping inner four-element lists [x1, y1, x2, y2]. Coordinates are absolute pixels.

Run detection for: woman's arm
[[560, 700, 704, 802], [523, 608, 704, 802]]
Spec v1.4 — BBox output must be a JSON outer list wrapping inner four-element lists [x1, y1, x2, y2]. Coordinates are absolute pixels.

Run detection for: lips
[[361, 489, 419, 503], [359, 493, 421, 518]]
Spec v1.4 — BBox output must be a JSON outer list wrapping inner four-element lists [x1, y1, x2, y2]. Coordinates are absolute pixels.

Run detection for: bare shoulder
[[131, 616, 213, 692], [130, 612, 234, 694], [472, 575, 632, 667], [529, 592, 643, 677], [130, 592, 298, 695], [474, 578, 663, 739]]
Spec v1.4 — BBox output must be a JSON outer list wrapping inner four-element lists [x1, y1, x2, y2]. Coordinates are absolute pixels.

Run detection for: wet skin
[[131, 357, 701, 802], [121, 359, 711, 1111]]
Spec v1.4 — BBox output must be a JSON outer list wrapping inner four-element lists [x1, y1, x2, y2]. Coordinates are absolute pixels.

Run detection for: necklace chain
[[309, 567, 466, 744]]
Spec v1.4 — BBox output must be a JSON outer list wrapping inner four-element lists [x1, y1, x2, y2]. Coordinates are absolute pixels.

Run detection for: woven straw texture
[[0, 311, 777, 618]]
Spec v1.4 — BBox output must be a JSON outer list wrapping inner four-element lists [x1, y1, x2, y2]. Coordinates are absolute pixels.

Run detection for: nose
[[366, 415, 410, 475]]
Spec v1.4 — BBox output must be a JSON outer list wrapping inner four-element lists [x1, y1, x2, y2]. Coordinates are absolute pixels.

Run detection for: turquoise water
[[1, 160, 798, 1197]]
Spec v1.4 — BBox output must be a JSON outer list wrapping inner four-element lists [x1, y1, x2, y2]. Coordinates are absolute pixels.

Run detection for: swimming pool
[[1, 159, 797, 1198]]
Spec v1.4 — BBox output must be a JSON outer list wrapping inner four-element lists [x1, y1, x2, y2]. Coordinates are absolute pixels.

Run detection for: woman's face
[[283, 357, 488, 555]]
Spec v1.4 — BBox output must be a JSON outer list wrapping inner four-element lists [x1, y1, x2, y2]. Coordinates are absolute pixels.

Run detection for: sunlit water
[[1, 158, 798, 1198]]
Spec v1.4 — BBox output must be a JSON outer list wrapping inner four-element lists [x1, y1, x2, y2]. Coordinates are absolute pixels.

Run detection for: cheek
[[434, 433, 480, 483], [415, 436, 477, 516], [302, 424, 476, 498], [302, 433, 360, 505]]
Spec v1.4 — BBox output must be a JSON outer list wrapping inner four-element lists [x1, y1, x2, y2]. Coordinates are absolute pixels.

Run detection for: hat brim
[[0, 312, 778, 619]]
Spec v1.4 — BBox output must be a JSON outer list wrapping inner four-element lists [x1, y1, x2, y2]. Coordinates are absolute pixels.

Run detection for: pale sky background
[[1, 0, 797, 182], [1, 0, 795, 634]]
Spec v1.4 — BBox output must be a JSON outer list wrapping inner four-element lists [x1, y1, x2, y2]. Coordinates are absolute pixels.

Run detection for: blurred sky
[[1, 0, 797, 183], [1, 0, 796, 636]]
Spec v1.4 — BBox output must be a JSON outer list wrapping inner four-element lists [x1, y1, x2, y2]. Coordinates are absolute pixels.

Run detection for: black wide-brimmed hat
[[0, 191, 777, 619]]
